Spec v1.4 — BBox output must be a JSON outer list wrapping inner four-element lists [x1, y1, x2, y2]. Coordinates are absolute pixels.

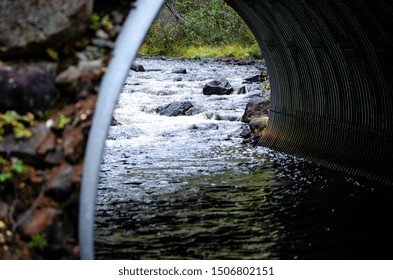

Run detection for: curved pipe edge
[[78, 0, 164, 260]]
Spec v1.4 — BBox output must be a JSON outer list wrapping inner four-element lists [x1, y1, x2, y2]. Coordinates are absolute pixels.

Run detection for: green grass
[[139, 43, 262, 59]]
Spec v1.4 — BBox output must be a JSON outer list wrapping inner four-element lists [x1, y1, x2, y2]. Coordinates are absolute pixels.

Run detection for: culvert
[[79, 0, 393, 259], [226, 0, 393, 184]]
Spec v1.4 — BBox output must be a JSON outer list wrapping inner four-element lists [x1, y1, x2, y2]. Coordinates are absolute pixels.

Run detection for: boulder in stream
[[171, 68, 187, 74], [203, 79, 233, 95], [131, 63, 145, 72], [241, 96, 270, 123], [244, 74, 262, 83], [158, 101, 194, 117]]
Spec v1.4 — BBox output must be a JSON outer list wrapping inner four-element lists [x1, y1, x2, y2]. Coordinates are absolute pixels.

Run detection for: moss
[[139, 43, 262, 59]]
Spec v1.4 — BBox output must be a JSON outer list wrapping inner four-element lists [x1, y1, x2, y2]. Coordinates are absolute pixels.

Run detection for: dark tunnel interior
[[225, 0, 393, 184]]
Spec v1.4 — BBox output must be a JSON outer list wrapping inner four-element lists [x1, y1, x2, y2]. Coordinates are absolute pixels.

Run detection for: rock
[[0, 0, 93, 57], [241, 97, 270, 123], [185, 107, 197, 116], [240, 127, 252, 138], [0, 123, 55, 161], [245, 90, 262, 98], [55, 66, 82, 86], [158, 101, 194, 117], [78, 59, 103, 73], [62, 126, 85, 163], [244, 74, 261, 83], [171, 68, 187, 74], [92, 38, 114, 49], [213, 112, 240, 122], [44, 145, 64, 165], [19, 208, 60, 237], [45, 163, 73, 201], [0, 63, 60, 113], [95, 29, 110, 40], [36, 132, 57, 156], [55, 65, 82, 94], [131, 63, 145, 72], [237, 86, 247, 95], [111, 117, 119, 126], [203, 79, 233, 95], [189, 123, 219, 131], [249, 116, 269, 133]]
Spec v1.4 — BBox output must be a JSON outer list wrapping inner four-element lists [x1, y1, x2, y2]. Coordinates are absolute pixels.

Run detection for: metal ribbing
[[226, 0, 393, 184]]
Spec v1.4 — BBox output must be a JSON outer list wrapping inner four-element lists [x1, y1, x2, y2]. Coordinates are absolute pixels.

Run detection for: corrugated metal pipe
[[226, 0, 393, 184]]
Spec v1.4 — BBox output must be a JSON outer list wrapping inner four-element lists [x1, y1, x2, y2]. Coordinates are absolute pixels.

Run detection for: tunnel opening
[[139, 0, 262, 60], [81, 0, 393, 259]]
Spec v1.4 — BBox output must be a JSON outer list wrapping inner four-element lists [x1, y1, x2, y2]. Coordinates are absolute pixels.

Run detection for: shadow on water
[[96, 149, 393, 260]]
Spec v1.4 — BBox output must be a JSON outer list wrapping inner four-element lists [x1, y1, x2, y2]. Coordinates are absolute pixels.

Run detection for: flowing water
[[95, 57, 393, 260]]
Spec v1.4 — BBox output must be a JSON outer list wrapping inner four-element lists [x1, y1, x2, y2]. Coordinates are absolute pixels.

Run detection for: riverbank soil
[[0, 1, 132, 259]]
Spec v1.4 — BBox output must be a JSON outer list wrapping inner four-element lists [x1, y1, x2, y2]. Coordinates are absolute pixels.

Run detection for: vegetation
[[0, 156, 28, 183], [55, 115, 71, 130], [140, 0, 261, 58], [0, 111, 32, 184], [0, 111, 35, 140], [28, 234, 48, 250]]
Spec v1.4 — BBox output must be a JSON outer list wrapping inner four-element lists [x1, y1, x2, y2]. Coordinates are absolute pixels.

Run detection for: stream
[[95, 57, 393, 260]]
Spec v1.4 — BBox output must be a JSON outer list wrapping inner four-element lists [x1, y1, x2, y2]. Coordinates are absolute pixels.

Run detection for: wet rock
[[62, 126, 85, 163], [131, 63, 145, 72], [19, 208, 60, 237], [190, 123, 219, 131], [158, 101, 194, 117], [185, 107, 198, 116], [237, 86, 247, 95], [249, 117, 269, 133], [171, 68, 187, 74], [0, 0, 93, 57], [203, 79, 233, 95], [244, 74, 262, 83], [111, 117, 119, 126], [241, 97, 270, 123], [240, 127, 252, 138], [45, 163, 73, 201], [213, 112, 240, 122], [0, 63, 60, 113]]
